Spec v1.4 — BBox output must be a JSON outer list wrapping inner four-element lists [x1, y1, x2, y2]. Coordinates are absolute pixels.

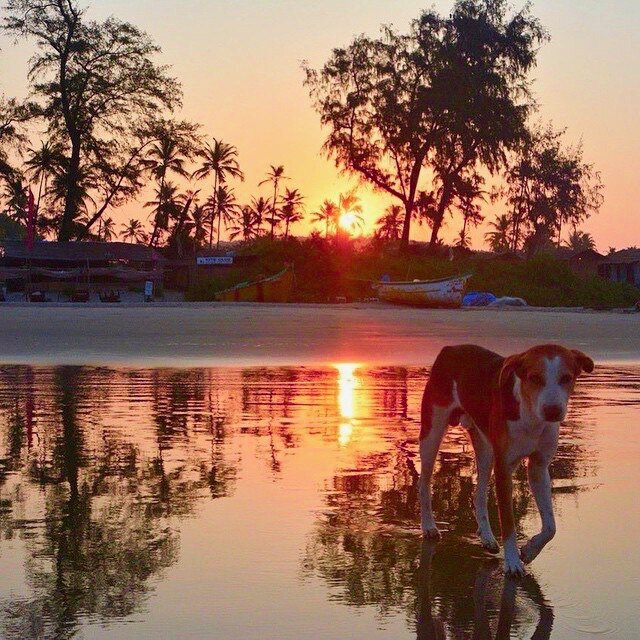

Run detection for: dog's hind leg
[[466, 420, 500, 553], [419, 401, 451, 539]]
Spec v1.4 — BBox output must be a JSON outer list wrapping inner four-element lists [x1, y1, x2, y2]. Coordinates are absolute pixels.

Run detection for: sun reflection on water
[[334, 363, 361, 446]]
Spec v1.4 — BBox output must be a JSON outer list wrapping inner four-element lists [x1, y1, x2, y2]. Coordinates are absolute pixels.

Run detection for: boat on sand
[[216, 266, 294, 303], [375, 274, 471, 308]]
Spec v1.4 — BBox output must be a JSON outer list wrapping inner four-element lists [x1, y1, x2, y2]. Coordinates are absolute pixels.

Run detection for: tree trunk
[[428, 183, 452, 250], [58, 141, 81, 241], [148, 173, 166, 248], [270, 182, 278, 241], [209, 174, 218, 249], [399, 201, 413, 251]]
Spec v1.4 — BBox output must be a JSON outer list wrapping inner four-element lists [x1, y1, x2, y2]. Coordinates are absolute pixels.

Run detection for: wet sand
[[1, 303, 638, 366]]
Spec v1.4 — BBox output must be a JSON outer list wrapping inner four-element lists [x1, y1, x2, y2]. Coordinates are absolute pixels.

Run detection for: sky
[[0, 0, 638, 250]]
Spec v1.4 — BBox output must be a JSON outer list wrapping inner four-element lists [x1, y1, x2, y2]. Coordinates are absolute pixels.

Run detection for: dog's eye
[[529, 374, 544, 386], [559, 374, 573, 385]]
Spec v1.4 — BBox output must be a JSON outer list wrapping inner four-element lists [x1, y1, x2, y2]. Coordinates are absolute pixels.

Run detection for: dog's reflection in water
[[416, 540, 554, 640]]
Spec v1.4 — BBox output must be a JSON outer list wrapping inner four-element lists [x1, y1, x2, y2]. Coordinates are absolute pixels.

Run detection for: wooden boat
[[217, 266, 294, 303], [375, 273, 471, 308]]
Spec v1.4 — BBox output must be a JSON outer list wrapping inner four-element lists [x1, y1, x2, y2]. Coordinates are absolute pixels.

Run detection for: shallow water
[[0, 364, 638, 639]]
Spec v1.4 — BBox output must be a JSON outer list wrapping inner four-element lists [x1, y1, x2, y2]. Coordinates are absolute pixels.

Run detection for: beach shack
[[567, 249, 605, 277], [0, 240, 165, 300], [598, 249, 640, 287]]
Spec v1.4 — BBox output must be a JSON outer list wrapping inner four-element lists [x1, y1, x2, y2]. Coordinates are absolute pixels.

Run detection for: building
[[598, 249, 640, 287], [567, 248, 605, 278], [0, 241, 165, 295]]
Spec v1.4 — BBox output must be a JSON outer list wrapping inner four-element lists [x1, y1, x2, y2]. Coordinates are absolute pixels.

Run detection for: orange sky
[[0, 1, 638, 251]]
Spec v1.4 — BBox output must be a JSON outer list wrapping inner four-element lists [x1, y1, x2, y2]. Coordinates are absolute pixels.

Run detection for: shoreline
[[2, 303, 638, 368]]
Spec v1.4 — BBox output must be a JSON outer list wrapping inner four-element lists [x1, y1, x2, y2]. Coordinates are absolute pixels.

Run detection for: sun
[[339, 212, 357, 234]]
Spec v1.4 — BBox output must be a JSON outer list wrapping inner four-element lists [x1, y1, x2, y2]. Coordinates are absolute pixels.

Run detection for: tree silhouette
[[193, 139, 244, 248], [485, 214, 512, 253], [304, 1, 545, 250], [121, 218, 148, 244], [5, 0, 182, 240], [375, 205, 404, 242], [279, 187, 305, 239], [259, 165, 289, 240], [311, 199, 340, 238]]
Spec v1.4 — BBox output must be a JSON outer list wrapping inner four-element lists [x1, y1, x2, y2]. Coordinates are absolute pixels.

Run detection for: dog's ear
[[571, 349, 594, 375], [499, 353, 526, 389]]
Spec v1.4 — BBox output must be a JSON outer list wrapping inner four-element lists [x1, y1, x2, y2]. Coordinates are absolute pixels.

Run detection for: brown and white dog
[[419, 344, 594, 576]]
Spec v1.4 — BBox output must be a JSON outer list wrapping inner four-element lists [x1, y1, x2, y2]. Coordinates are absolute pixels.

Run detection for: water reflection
[[0, 364, 630, 638]]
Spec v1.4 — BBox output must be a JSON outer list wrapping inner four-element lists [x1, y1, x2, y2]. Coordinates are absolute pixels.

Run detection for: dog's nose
[[542, 404, 563, 422]]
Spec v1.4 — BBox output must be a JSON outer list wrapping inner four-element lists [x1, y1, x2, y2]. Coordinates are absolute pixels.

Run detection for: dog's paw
[[422, 526, 441, 541], [479, 532, 500, 554], [519, 541, 539, 565], [504, 554, 526, 577]]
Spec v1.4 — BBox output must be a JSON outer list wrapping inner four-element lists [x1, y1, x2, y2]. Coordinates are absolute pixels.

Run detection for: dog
[[418, 344, 594, 576]]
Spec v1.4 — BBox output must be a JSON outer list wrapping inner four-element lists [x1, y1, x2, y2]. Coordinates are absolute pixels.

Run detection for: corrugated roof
[[601, 249, 640, 264], [1, 240, 165, 263]]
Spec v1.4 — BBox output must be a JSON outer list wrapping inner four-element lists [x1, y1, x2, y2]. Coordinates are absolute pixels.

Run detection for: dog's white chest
[[506, 418, 559, 466]]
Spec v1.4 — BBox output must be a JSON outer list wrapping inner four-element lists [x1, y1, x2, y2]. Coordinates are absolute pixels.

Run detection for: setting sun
[[339, 213, 356, 234]]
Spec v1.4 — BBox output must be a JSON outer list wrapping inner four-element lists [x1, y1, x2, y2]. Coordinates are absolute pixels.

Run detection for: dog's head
[[500, 345, 594, 423]]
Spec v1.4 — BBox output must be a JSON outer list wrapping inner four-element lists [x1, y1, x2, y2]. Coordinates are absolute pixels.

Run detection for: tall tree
[[142, 120, 199, 247], [375, 205, 404, 242], [204, 184, 240, 249], [259, 165, 288, 240], [279, 188, 305, 239], [193, 139, 244, 248], [4, 0, 182, 240], [246, 196, 270, 236], [229, 206, 261, 241], [121, 218, 148, 244], [24, 139, 65, 217], [311, 199, 340, 238], [504, 125, 604, 256], [484, 214, 511, 253], [304, 0, 545, 250]]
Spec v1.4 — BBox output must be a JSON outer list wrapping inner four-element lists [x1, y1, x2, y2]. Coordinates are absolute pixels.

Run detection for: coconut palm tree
[[99, 216, 116, 242], [144, 181, 183, 246], [229, 206, 261, 241], [189, 204, 207, 250], [565, 229, 596, 253], [259, 165, 289, 240], [375, 205, 404, 241], [1, 174, 28, 223], [485, 214, 512, 253], [193, 139, 244, 248], [311, 199, 340, 238], [246, 196, 270, 235], [337, 189, 364, 235], [24, 140, 65, 216], [143, 130, 196, 247], [204, 184, 240, 249], [279, 188, 305, 239], [121, 219, 148, 244]]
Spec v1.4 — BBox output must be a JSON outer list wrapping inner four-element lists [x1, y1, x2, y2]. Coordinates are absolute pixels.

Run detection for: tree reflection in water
[[0, 364, 601, 638]]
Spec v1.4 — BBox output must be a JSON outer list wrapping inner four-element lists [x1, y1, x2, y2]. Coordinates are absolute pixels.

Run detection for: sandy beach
[[1, 302, 637, 367]]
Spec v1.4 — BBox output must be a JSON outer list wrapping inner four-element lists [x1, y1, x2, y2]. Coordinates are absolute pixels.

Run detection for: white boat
[[375, 274, 471, 308]]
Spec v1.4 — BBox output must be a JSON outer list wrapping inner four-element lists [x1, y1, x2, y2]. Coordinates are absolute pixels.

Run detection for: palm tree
[[1, 174, 28, 223], [311, 199, 340, 238], [121, 219, 148, 244], [99, 216, 116, 242], [259, 165, 289, 240], [375, 205, 404, 241], [246, 196, 270, 235], [143, 131, 195, 247], [193, 139, 244, 248], [144, 181, 183, 245], [279, 188, 305, 239], [337, 189, 364, 235], [229, 206, 261, 241], [189, 204, 207, 250], [485, 214, 512, 253], [204, 184, 240, 249], [565, 229, 596, 253], [24, 140, 65, 217]]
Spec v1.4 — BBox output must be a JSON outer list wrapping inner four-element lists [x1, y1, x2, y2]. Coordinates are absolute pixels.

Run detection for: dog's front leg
[[520, 455, 556, 564], [494, 451, 526, 576]]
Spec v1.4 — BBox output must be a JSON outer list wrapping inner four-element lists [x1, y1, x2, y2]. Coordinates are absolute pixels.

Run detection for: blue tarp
[[463, 291, 498, 307]]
